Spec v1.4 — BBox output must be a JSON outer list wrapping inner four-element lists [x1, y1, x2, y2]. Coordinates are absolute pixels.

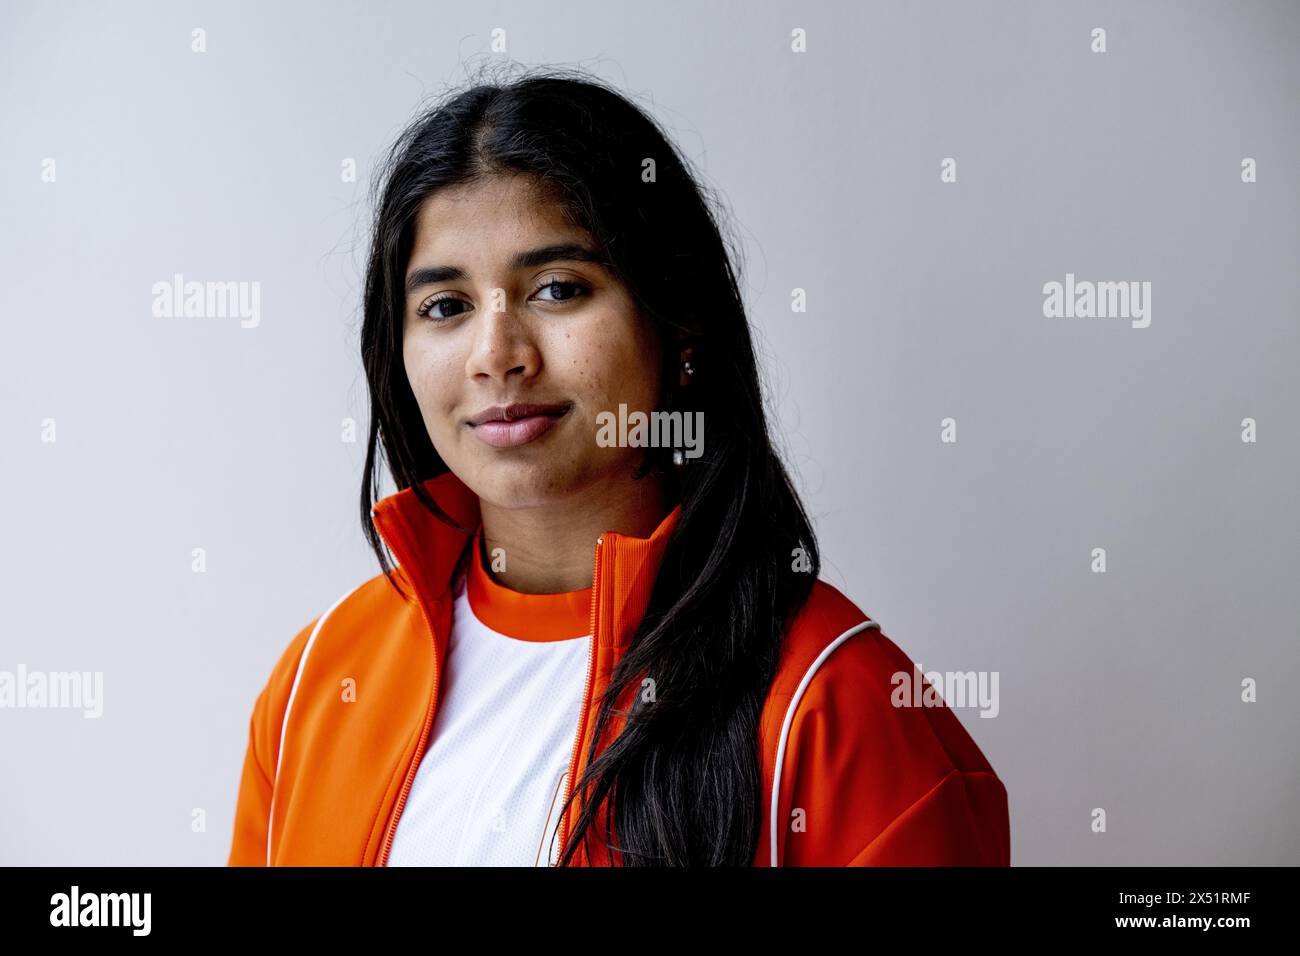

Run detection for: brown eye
[[531, 279, 588, 303], [416, 294, 469, 321]]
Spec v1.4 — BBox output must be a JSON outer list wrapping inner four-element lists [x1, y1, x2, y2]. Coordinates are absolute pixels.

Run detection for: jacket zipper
[[376, 570, 441, 867], [552, 534, 602, 865]]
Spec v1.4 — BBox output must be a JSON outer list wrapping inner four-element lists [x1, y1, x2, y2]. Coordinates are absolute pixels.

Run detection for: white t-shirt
[[386, 531, 593, 866]]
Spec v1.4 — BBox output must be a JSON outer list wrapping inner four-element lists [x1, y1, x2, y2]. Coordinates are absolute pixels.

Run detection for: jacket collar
[[369, 471, 681, 650]]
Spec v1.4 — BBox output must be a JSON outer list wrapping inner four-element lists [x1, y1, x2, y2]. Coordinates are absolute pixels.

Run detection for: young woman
[[228, 69, 1010, 867]]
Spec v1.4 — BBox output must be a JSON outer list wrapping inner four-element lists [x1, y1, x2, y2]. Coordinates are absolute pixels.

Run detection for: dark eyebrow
[[404, 243, 607, 295]]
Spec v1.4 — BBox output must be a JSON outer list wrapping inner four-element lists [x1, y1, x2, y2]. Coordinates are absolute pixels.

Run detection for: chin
[[475, 468, 577, 509]]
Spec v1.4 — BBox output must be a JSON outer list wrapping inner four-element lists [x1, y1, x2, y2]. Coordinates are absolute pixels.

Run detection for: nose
[[464, 294, 541, 385]]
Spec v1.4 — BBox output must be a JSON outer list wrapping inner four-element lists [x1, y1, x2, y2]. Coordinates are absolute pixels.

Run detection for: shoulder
[[776, 580, 996, 775], [761, 579, 1009, 865], [242, 570, 409, 765], [271, 570, 406, 674]]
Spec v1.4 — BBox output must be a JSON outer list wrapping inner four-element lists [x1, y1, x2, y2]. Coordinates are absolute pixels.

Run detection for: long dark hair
[[359, 65, 820, 865]]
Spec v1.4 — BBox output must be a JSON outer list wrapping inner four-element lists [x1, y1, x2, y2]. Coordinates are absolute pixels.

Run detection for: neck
[[477, 477, 670, 593]]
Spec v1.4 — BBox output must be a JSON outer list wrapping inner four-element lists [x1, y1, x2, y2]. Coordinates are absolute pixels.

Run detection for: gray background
[[1, 0, 1296, 865]]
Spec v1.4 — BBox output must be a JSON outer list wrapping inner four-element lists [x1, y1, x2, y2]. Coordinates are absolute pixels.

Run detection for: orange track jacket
[[228, 472, 1010, 866]]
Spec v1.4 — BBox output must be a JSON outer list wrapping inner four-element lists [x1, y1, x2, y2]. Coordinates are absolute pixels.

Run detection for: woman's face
[[402, 173, 663, 510]]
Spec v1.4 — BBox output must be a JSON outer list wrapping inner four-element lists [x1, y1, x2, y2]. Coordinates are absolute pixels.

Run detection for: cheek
[[403, 334, 459, 417], [609, 334, 661, 410], [567, 313, 660, 408]]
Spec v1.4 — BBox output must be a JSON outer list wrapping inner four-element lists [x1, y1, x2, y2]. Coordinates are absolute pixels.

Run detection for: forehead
[[409, 174, 583, 263]]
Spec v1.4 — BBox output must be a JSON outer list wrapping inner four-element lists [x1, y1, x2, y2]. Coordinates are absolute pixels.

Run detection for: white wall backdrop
[[1, 0, 1296, 865]]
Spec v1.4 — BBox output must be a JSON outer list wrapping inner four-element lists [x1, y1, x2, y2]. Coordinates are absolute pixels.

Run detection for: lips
[[467, 402, 571, 426], [467, 402, 571, 448]]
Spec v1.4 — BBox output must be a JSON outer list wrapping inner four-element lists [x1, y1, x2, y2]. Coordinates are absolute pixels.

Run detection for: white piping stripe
[[265, 586, 359, 866], [769, 619, 882, 867]]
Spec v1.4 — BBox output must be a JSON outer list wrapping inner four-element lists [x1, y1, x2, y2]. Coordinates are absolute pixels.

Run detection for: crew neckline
[[466, 525, 593, 642]]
